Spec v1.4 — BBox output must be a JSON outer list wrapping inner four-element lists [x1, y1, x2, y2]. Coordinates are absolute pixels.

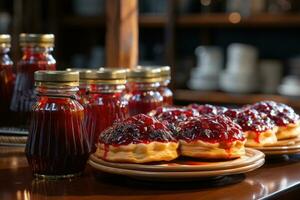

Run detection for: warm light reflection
[[16, 190, 22, 200], [201, 0, 211, 6], [228, 12, 241, 24], [23, 190, 31, 200]]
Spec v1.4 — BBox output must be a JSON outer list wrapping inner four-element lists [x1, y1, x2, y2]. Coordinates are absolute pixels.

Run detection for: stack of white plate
[[188, 46, 223, 91], [220, 43, 259, 93]]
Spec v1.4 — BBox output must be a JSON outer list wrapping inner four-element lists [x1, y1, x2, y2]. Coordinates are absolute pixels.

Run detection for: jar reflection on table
[[81, 68, 129, 150], [10, 34, 56, 128], [25, 70, 90, 179], [127, 67, 163, 116], [0, 34, 15, 126]]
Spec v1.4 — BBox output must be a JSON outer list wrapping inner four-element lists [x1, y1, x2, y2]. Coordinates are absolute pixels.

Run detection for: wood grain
[[105, 0, 138, 68]]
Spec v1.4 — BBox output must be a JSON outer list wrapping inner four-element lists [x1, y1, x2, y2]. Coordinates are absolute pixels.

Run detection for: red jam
[[10, 41, 56, 127], [153, 107, 199, 126], [25, 71, 90, 178], [99, 114, 176, 146], [159, 80, 173, 106], [177, 115, 245, 143], [128, 82, 163, 116], [251, 101, 299, 126], [0, 44, 15, 118], [84, 84, 129, 150], [188, 104, 227, 115], [236, 109, 275, 133], [224, 108, 241, 120]]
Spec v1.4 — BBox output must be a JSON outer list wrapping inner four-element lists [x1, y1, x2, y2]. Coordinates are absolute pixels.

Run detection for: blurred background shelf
[[174, 89, 300, 109], [177, 14, 300, 27], [62, 15, 166, 28]]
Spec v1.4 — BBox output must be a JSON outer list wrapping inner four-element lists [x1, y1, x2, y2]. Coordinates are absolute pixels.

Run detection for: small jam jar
[[0, 35, 15, 122], [10, 33, 56, 128], [158, 66, 173, 106], [127, 67, 163, 116], [81, 68, 129, 150], [25, 70, 90, 179]]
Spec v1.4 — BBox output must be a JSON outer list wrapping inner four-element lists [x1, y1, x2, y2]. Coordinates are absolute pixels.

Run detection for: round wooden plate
[[254, 137, 300, 155], [88, 158, 264, 181], [263, 136, 300, 147], [89, 148, 264, 172]]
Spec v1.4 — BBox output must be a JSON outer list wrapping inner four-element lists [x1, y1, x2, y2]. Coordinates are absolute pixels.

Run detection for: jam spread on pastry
[[188, 104, 227, 115], [96, 114, 179, 163], [236, 109, 277, 146], [177, 114, 245, 159], [251, 101, 300, 140], [151, 107, 199, 136], [153, 107, 199, 125]]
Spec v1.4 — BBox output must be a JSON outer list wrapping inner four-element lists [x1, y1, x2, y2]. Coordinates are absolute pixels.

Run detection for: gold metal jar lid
[[128, 67, 162, 83], [34, 70, 79, 87], [0, 34, 11, 48], [159, 66, 171, 77], [20, 33, 55, 47], [80, 68, 127, 84]]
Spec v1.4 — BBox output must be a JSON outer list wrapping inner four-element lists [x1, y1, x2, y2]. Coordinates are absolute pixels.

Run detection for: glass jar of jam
[[128, 67, 163, 116], [10, 33, 56, 128], [158, 66, 173, 106], [81, 68, 129, 150], [66, 68, 91, 104], [25, 70, 90, 179], [0, 35, 15, 125]]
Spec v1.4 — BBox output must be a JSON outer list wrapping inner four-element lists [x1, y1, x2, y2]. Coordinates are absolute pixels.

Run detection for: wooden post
[[105, 0, 138, 68]]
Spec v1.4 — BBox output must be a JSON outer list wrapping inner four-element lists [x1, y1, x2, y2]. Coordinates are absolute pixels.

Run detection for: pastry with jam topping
[[236, 109, 278, 146], [188, 104, 227, 115], [251, 101, 300, 140], [96, 114, 179, 163], [177, 114, 246, 159], [150, 106, 199, 135]]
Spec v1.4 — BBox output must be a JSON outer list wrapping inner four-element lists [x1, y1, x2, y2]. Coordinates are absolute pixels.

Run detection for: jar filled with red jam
[[158, 66, 173, 106], [25, 70, 90, 179], [0, 35, 15, 125], [81, 68, 129, 150], [66, 68, 92, 104], [10, 34, 56, 128], [127, 67, 163, 115]]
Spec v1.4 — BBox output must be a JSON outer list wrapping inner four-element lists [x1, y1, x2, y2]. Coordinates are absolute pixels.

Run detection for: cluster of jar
[[0, 34, 55, 127], [0, 34, 174, 178]]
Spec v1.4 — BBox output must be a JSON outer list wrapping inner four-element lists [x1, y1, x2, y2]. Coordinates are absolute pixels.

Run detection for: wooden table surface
[[1, 146, 300, 200]]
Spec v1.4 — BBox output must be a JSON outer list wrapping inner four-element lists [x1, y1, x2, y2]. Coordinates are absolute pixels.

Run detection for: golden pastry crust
[[244, 127, 278, 147], [276, 121, 300, 140], [95, 142, 179, 163], [179, 140, 246, 159]]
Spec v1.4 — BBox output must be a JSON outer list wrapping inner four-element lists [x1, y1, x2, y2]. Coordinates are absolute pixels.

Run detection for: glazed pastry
[[96, 114, 179, 163], [177, 115, 246, 159], [236, 109, 278, 147], [188, 104, 227, 115], [251, 101, 300, 140]]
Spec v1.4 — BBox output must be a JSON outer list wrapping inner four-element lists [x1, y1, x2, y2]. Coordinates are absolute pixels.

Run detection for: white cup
[[259, 60, 282, 93]]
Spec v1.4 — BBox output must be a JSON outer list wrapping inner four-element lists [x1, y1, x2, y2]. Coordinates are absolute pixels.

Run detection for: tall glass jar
[[0, 34, 15, 125], [25, 70, 90, 179], [10, 33, 56, 128], [158, 66, 173, 106], [81, 68, 129, 150], [128, 67, 163, 116]]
